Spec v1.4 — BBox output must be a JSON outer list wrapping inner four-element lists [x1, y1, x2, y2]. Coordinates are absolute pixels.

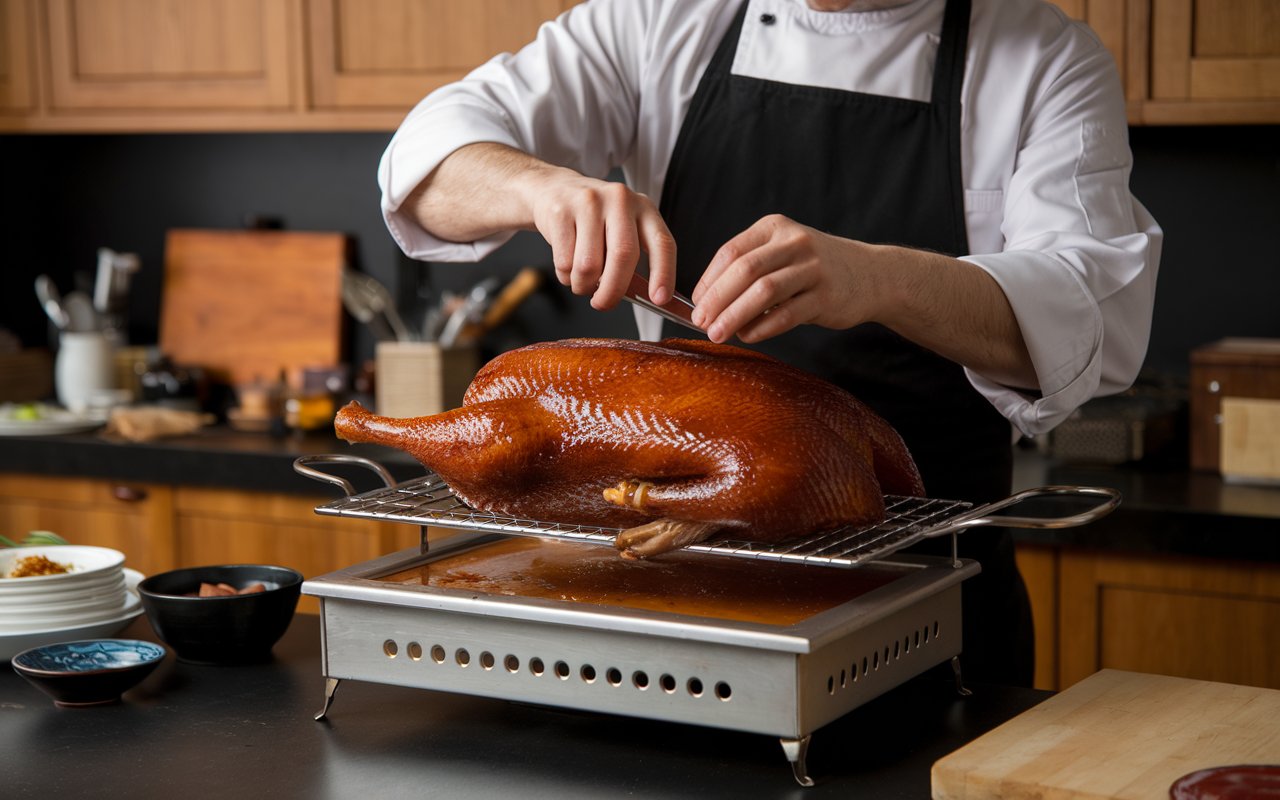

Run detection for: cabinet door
[[1148, 0, 1280, 122], [0, 0, 35, 112], [307, 0, 571, 111], [45, 0, 299, 111], [1058, 549, 1280, 690], [0, 474, 175, 578]]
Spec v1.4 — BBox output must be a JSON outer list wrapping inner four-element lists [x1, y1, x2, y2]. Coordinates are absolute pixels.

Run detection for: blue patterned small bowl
[[12, 639, 166, 707]]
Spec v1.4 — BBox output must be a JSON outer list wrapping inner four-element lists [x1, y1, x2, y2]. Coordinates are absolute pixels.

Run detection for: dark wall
[[1, 126, 1277, 376], [1126, 125, 1280, 374], [0, 132, 634, 371]]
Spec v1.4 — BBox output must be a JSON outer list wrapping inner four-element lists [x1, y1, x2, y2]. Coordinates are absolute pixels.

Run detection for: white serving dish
[[0, 546, 126, 587]]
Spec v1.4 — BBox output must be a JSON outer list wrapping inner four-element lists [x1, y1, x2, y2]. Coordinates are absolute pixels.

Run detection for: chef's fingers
[[691, 218, 777, 307], [544, 213, 577, 286], [736, 291, 819, 343], [570, 196, 606, 297], [705, 264, 814, 344], [638, 205, 677, 306], [592, 188, 644, 310]]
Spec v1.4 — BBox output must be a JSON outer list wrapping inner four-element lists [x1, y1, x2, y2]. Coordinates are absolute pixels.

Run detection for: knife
[[621, 272, 703, 335]]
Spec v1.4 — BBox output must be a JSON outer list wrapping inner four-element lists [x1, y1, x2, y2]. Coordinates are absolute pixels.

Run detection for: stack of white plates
[[0, 546, 145, 661]]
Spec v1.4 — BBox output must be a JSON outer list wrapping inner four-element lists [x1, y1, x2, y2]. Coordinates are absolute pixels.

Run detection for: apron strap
[[933, 0, 972, 255]]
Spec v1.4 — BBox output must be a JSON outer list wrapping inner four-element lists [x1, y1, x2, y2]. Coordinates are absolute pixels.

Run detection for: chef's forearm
[[405, 142, 559, 243], [870, 244, 1038, 392]]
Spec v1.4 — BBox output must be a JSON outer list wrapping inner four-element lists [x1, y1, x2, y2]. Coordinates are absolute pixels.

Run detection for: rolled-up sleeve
[[378, 0, 645, 262], [961, 28, 1162, 438]]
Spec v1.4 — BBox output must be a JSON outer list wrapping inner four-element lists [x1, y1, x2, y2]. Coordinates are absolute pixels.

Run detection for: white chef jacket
[[378, 0, 1162, 438]]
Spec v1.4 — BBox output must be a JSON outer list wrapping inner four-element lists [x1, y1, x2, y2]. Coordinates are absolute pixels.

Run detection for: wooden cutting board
[[932, 670, 1280, 799], [159, 229, 348, 386]]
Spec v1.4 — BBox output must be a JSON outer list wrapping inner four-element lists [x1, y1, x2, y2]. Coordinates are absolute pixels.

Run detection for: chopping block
[[932, 669, 1280, 799]]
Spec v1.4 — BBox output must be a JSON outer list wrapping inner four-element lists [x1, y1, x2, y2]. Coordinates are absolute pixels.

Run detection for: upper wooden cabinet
[[1, 0, 1275, 130], [1146, 0, 1280, 123], [45, 0, 299, 112], [308, 0, 571, 111], [1050, 0, 1280, 124], [0, 0, 36, 112]]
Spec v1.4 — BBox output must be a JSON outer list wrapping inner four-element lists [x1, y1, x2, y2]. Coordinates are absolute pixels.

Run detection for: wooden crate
[[1189, 338, 1280, 472]]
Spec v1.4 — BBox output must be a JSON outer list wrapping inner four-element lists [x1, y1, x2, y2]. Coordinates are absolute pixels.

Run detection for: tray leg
[[780, 735, 815, 787], [950, 656, 972, 697], [315, 677, 341, 720]]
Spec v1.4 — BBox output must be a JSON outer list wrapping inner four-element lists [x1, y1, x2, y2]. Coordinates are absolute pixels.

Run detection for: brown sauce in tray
[[376, 537, 903, 626]]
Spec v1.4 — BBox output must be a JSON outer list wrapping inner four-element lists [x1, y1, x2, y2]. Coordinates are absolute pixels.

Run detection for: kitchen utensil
[[341, 269, 413, 343], [34, 275, 69, 331], [621, 272, 701, 335], [293, 455, 1118, 786], [438, 277, 501, 348], [159, 229, 347, 386], [62, 291, 100, 333], [54, 331, 115, 413], [478, 267, 542, 334], [932, 669, 1280, 800], [93, 248, 141, 343], [93, 248, 140, 314]]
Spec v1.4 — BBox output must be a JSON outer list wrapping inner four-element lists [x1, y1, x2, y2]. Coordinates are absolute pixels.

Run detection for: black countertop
[[2, 427, 1278, 561], [2, 614, 1049, 799]]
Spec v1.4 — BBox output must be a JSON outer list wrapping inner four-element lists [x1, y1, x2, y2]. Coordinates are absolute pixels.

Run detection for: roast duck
[[335, 338, 923, 559]]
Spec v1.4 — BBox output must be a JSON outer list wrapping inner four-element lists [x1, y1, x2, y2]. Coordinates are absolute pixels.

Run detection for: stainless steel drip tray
[[306, 531, 976, 652], [305, 532, 979, 757]]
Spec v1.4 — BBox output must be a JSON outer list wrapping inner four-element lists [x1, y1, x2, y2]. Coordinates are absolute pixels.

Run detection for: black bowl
[[12, 639, 166, 707], [137, 565, 302, 665]]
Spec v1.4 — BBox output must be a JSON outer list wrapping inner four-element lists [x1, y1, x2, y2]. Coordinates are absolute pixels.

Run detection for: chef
[[376, 0, 1162, 687]]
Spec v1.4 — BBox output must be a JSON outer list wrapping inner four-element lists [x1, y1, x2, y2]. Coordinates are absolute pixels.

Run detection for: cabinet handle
[[112, 485, 148, 503]]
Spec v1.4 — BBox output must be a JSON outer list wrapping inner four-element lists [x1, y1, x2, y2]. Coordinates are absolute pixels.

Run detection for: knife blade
[[622, 272, 702, 335]]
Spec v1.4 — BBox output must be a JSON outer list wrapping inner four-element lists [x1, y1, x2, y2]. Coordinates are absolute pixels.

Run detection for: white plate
[[0, 574, 127, 607], [0, 570, 145, 660], [0, 569, 125, 597], [0, 546, 125, 586], [0, 405, 103, 436]]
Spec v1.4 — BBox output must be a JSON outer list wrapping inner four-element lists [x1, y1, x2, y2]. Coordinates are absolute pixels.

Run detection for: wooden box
[[1189, 338, 1280, 473]]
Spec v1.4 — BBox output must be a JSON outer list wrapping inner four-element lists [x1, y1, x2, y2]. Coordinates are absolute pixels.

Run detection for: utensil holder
[[375, 342, 478, 418], [55, 332, 115, 413]]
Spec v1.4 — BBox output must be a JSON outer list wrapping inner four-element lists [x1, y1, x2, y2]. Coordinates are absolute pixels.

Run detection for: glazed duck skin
[[335, 338, 923, 558]]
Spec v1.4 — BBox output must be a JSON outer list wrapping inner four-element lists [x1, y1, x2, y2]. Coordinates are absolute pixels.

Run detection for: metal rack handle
[[293, 454, 397, 498], [923, 485, 1121, 538]]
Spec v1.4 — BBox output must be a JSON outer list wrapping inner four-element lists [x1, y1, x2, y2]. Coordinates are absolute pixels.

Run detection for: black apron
[[658, 0, 1033, 686]]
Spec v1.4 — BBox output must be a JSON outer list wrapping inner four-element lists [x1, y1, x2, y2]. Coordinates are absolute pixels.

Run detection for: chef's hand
[[529, 170, 677, 311], [409, 143, 676, 311], [691, 214, 879, 343]]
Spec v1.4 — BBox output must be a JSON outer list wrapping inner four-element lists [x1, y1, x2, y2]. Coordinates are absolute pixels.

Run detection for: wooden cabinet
[[44, 0, 300, 120], [4, 0, 1274, 130], [0, 473, 175, 578], [1049, 0, 1280, 124], [1147, 0, 1280, 123], [1017, 543, 1280, 692], [307, 0, 571, 112], [2, 0, 574, 131], [0, 0, 36, 113]]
